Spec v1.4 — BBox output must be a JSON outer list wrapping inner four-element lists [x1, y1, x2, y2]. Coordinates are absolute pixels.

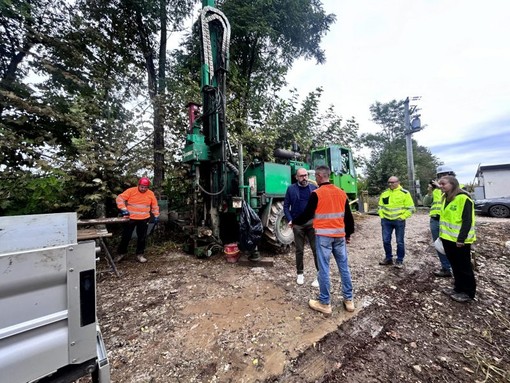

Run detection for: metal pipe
[[238, 143, 244, 201], [404, 97, 417, 204]]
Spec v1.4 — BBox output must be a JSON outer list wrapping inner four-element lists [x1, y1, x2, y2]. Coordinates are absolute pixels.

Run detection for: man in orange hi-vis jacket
[[293, 165, 355, 317], [115, 177, 160, 263]]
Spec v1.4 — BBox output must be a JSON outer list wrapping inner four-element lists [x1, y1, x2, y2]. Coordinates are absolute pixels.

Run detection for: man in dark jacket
[[284, 168, 318, 286]]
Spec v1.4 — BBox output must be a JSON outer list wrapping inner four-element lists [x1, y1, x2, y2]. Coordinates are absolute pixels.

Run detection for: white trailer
[[0, 213, 110, 383]]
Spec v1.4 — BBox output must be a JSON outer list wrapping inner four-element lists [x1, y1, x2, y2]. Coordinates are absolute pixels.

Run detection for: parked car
[[474, 196, 510, 218]]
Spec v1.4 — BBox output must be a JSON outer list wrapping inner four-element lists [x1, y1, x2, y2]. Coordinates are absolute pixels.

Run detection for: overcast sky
[[284, 0, 510, 184]]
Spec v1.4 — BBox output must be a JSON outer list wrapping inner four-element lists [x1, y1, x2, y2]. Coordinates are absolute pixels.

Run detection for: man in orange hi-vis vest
[[115, 177, 160, 263], [293, 165, 355, 316]]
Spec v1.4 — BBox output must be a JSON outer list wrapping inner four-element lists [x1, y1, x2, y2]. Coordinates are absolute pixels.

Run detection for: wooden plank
[[77, 229, 112, 241], [236, 255, 274, 267], [77, 217, 129, 226]]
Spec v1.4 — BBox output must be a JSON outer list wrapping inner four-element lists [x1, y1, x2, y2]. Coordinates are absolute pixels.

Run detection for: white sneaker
[[136, 255, 147, 263], [311, 278, 319, 288], [296, 274, 304, 285]]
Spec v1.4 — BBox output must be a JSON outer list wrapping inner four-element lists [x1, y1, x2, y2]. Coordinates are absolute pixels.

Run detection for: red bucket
[[224, 243, 240, 263]]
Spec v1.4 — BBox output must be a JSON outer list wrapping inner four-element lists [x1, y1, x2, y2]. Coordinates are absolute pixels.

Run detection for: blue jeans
[[381, 218, 406, 262], [430, 218, 451, 271], [316, 235, 353, 304]]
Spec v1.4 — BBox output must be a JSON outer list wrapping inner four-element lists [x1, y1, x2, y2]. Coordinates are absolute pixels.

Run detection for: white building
[[474, 164, 510, 199]]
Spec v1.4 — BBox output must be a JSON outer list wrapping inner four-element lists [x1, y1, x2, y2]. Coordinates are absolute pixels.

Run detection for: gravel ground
[[81, 210, 510, 382]]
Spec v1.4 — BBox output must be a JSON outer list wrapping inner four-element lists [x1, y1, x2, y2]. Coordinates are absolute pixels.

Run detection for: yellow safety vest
[[429, 188, 442, 217], [439, 194, 476, 243], [378, 186, 415, 220]]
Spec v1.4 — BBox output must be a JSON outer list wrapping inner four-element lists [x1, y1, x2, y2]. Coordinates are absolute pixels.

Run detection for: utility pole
[[404, 97, 422, 205]]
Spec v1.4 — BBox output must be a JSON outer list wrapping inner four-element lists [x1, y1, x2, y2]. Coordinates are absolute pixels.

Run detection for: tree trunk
[[153, 0, 167, 192], [135, 3, 166, 193]]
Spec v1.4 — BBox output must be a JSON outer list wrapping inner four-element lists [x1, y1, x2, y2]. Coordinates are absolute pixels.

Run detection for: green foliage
[[0, 172, 69, 215], [0, 0, 358, 216], [362, 99, 441, 196], [219, 0, 335, 137]]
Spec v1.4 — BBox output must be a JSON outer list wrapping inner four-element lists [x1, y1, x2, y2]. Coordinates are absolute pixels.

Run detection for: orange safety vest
[[313, 184, 347, 237], [116, 187, 160, 220]]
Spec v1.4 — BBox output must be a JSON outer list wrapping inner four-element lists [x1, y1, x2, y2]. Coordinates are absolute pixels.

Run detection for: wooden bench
[[77, 218, 128, 277]]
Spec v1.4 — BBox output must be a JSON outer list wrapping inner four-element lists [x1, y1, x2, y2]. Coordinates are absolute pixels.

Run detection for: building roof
[[476, 163, 510, 177]]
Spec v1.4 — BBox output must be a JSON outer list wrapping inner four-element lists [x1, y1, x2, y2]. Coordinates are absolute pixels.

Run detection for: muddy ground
[[88, 211, 510, 383]]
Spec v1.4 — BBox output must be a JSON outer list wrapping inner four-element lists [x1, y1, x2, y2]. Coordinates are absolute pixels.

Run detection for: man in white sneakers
[[284, 168, 319, 287]]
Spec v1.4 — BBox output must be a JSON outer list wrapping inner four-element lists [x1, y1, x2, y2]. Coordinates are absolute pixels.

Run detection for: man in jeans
[[378, 176, 415, 268], [293, 165, 355, 316], [284, 168, 318, 286]]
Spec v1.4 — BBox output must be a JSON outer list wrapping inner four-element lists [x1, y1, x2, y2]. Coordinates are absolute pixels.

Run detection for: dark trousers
[[293, 219, 318, 274], [117, 218, 150, 255], [381, 218, 406, 261], [442, 239, 476, 298]]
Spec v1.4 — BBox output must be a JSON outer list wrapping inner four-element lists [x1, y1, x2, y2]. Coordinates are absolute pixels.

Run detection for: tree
[[218, 0, 336, 138], [71, 0, 196, 191], [362, 99, 440, 196], [173, 0, 340, 163], [0, 0, 353, 216]]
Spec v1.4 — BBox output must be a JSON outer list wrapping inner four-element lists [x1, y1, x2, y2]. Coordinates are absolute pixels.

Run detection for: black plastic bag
[[239, 201, 263, 251]]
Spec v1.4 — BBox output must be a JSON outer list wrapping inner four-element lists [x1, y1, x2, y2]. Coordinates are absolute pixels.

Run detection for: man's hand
[[153, 216, 159, 224], [288, 220, 293, 228], [120, 209, 129, 217], [346, 237, 351, 244]]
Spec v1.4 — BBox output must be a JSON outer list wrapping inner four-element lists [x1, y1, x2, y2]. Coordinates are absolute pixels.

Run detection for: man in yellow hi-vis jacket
[[378, 176, 415, 268]]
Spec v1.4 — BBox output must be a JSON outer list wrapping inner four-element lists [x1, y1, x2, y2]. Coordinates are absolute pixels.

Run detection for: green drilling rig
[[178, 1, 357, 257]]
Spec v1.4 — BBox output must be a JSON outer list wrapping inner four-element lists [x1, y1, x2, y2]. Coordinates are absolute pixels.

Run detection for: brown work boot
[[450, 292, 473, 303], [433, 269, 452, 277], [308, 299, 332, 317], [136, 255, 147, 263], [343, 300, 355, 312], [441, 287, 456, 296]]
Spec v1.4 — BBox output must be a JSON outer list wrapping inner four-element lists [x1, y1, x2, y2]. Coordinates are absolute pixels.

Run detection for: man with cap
[[429, 165, 455, 277], [115, 177, 160, 263]]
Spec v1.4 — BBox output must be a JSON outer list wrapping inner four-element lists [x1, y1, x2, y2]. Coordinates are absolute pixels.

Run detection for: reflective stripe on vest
[[315, 212, 345, 219], [316, 227, 346, 235]]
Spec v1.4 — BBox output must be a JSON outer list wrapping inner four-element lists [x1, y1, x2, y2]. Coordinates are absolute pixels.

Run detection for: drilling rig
[[179, 1, 357, 257]]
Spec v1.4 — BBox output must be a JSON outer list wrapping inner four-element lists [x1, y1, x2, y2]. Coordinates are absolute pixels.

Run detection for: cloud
[[427, 115, 510, 182], [284, 0, 510, 185]]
